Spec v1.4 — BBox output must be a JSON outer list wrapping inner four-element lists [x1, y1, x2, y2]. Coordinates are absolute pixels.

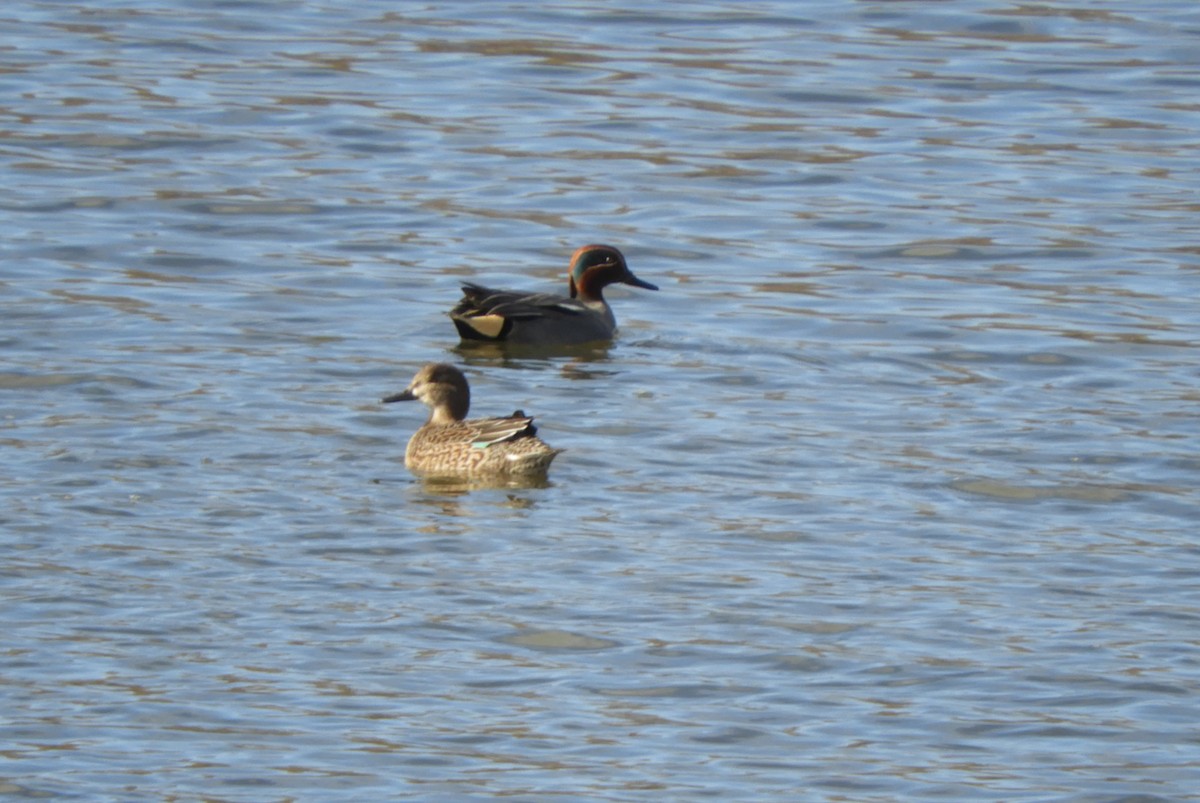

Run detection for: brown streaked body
[[382, 363, 560, 478]]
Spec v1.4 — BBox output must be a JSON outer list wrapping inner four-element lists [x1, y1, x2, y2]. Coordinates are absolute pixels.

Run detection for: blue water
[[3, 1, 1199, 800]]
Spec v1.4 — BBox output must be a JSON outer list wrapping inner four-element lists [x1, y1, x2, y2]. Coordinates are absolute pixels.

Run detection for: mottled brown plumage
[[382, 363, 560, 478]]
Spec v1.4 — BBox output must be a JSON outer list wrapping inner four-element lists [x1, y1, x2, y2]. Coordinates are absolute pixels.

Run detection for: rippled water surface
[[4, 1, 1200, 800]]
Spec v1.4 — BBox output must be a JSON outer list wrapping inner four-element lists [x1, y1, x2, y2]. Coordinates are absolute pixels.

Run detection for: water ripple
[[3, 1, 1199, 801]]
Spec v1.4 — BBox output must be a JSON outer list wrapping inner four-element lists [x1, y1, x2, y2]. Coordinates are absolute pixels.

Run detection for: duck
[[381, 363, 560, 478], [449, 244, 658, 346]]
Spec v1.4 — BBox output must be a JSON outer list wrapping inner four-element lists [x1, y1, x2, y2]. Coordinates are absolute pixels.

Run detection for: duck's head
[[567, 244, 658, 301], [382, 362, 470, 423]]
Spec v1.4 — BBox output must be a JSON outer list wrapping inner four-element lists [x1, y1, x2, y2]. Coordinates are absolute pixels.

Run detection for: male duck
[[449, 244, 658, 346], [382, 363, 560, 478]]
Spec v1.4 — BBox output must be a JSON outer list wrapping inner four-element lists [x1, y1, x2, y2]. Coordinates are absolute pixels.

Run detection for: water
[[3, 1, 1199, 800]]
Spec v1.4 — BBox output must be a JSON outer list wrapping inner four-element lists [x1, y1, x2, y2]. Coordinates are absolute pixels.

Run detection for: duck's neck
[[572, 262, 622, 302], [428, 392, 469, 425]]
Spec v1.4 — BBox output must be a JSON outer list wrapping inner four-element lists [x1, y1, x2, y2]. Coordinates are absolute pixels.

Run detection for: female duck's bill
[[382, 363, 560, 479], [449, 244, 657, 346]]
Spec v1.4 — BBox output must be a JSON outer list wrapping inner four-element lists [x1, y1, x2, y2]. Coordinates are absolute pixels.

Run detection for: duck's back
[[450, 283, 615, 345], [405, 416, 560, 476]]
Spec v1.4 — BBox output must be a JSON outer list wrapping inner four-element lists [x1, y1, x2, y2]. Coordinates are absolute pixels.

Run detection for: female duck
[[449, 244, 658, 346], [382, 363, 560, 478]]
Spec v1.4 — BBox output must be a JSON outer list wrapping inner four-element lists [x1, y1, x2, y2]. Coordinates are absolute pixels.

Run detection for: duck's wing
[[453, 283, 589, 320], [450, 283, 593, 341], [468, 413, 538, 449]]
